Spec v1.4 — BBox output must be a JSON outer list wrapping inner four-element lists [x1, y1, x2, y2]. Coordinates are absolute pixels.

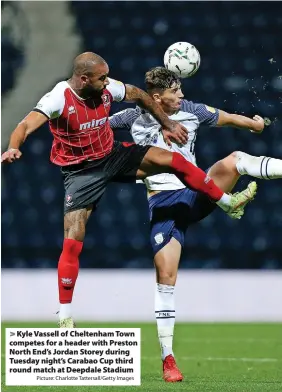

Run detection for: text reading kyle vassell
[[6, 328, 140, 386]]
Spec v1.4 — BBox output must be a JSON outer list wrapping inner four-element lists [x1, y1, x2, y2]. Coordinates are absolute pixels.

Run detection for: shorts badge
[[154, 232, 164, 245]]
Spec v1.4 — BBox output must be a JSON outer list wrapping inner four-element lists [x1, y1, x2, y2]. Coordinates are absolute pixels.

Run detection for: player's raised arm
[[216, 110, 265, 133], [1, 111, 48, 163], [124, 84, 188, 145], [181, 100, 265, 134]]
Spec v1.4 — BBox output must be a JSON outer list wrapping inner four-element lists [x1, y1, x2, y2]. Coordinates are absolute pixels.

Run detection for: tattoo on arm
[[125, 85, 149, 102], [124, 84, 171, 128]]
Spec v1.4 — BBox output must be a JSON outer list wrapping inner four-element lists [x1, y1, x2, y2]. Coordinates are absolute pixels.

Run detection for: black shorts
[[61, 141, 151, 214]]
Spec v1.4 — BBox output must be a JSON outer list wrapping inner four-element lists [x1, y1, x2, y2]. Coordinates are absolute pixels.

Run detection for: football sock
[[236, 151, 282, 179], [155, 283, 175, 360], [170, 152, 232, 209], [59, 303, 72, 321], [58, 239, 83, 319]]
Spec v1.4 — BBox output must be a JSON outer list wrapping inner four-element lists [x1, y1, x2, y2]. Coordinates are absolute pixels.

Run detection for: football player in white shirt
[[110, 67, 282, 383]]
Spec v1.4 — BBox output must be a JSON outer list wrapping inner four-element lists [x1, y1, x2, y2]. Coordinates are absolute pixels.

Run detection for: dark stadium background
[[2, 1, 282, 270]]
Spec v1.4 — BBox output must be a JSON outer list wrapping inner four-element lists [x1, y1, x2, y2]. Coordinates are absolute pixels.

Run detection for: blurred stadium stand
[[1, 1, 26, 96], [2, 1, 282, 269]]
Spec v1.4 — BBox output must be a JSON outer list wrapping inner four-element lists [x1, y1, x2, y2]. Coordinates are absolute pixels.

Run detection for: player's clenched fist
[[250, 115, 265, 134], [1, 148, 22, 163]]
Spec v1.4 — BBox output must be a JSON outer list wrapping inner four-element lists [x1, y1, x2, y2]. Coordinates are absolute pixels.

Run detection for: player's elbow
[[19, 119, 39, 142], [19, 120, 33, 139]]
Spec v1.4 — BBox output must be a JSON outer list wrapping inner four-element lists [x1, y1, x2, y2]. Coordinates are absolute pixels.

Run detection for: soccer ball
[[164, 42, 201, 78]]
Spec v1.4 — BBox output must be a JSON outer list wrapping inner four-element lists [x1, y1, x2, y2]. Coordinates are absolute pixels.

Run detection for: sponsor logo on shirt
[[79, 117, 107, 131], [140, 133, 158, 146], [68, 106, 76, 114]]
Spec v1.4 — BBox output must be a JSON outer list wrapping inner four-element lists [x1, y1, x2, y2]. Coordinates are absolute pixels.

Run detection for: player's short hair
[[73, 52, 106, 76], [145, 67, 181, 92]]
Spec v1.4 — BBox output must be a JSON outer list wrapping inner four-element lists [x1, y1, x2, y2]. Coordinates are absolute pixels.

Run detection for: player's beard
[[81, 85, 104, 99]]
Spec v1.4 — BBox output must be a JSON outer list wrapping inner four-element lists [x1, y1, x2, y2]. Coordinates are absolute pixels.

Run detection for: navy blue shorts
[[149, 187, 217, 255]]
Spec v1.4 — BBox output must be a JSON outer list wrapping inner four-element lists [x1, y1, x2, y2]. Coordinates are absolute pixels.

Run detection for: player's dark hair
[[145, 67, 181, 92]]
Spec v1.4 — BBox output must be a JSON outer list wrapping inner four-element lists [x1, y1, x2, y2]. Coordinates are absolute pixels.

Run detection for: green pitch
[[2, 322, 282, 392]]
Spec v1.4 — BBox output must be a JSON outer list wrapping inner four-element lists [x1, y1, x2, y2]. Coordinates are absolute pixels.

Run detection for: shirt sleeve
[[181, 99, 219, 127], [107, 78, 126, 102], [34, 83, 65, 119], [109, 107, 142, 129]]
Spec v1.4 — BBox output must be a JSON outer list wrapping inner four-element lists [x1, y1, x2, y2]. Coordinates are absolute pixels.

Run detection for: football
[[164, 42, 201, 78]]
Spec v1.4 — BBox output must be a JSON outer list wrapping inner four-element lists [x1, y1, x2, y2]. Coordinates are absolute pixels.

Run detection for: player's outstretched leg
[[153, 238, 183, 382], [138, 148, 257, 219], [235, 151, 282, 179], [58, 206, 92, 328]]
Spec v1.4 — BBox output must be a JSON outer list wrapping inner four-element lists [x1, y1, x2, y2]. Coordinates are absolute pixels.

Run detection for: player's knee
[[228, 151, 241, 171], [219, 152, 238, 174], [64, 223, 86, 242], [230, 151, 240, 161], [145, 147, 173, 171], [148, 151, 186, 176], [157, 269, 177, 285], [64, 211, 87, 242]]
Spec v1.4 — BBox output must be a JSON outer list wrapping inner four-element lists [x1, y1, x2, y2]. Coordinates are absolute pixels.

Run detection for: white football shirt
[[110, 100, 219, 190]]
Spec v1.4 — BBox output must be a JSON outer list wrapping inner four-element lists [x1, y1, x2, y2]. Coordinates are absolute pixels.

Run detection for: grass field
[[2, 322, 282, 392]]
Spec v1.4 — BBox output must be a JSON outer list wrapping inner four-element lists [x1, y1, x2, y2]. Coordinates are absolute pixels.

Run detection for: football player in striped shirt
[[110, 66, 282, 382], [2, 53, 257, 332]]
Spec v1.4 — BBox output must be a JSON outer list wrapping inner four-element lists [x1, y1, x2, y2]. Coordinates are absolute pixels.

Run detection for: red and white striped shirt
[[34, 79, 126, 166]]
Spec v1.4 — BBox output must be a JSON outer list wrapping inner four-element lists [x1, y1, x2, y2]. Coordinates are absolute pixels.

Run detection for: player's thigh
[[62, 164, 108, 240], [109, 142, 151, 182], [64, 205, 93, 241], [137, 147, 173, 179], [207, 152, 240, 193], [154, 238, 182, 285], [62, 162, 107, 210], [149, 190, 185, 284]]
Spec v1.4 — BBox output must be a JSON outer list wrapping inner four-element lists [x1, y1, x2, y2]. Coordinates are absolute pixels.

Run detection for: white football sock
[[236, 151, 282, 179], [59, 303, 72, 321], [155, 283, 175, 360], [216, 193, 232, 211]]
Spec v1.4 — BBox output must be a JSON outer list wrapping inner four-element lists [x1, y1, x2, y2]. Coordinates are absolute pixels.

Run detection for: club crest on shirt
[[102, 94, 110, 107]]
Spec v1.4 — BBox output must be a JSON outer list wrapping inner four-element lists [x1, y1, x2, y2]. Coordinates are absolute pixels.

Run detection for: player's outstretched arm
[[124, 84, 188, 145], [1, 111, 48, 163], [216, 110, 265, 133]]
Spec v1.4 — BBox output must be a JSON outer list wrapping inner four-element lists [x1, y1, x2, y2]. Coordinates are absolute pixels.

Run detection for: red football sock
[[170, 153, 224, 201], [58, 239, 83, 304]]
